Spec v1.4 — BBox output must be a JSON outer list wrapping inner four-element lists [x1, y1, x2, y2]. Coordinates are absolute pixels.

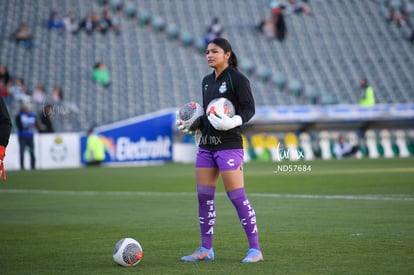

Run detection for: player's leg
[[28, 138, 35, 170], [181, 149, 219, 262], [218, 149, 263, 263], [18, 138, 25, 170], [196, 167, 219, 250]]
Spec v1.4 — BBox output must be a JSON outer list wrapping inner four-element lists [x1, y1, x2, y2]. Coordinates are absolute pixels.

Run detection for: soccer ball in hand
[[206, 97, 235, 118], [113, 238, 143, 267], [178, 102, 204, 131]]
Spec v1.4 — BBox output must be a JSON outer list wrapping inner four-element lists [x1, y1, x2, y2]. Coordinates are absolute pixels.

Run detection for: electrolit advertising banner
[[80, 110, 175, 165]]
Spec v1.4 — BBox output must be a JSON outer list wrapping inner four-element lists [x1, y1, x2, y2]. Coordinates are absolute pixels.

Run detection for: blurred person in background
[[63, 12, 80, 34], [32, 83, 47, 104], [333, 135, 359, 159], [79, 13, 99, 35], [37, 104, 55, 133], [0, 65, 11, 86], [204, 17, 223, 45], [0, 65, 11, 104], [358, 78, 375, 106], [51, 85, 64, 103], [47, 10, 65, 32], [98, 10, 121, 34], [9, 78, 30, 103], [0, 82, 11, 105], [15, 103, 37, 170], [272, 3, 287, 41], [83, 128, 105, 166], [14, 22, 35, 49], [93, 62, 111, 87]]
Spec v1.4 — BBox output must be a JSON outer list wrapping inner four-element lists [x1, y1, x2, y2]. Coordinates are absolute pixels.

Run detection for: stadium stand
[[0, 0, 413, 134]]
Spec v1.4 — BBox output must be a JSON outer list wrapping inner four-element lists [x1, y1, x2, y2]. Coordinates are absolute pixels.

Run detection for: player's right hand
[[175, 111, 193, 134]]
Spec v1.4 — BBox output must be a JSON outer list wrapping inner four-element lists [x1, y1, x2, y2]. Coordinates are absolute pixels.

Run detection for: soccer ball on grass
[[113, 238, 143, 267]]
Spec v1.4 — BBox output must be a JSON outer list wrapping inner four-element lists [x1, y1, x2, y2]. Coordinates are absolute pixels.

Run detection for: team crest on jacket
[[219, 82, 227, 93]]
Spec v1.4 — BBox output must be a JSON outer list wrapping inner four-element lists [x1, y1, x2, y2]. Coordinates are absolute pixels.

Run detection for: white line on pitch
[[0, 189, 413, 201]]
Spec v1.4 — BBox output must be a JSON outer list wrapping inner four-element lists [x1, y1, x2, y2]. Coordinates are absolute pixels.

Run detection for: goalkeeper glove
[[176, 119, 193, 134], [208, 112, 243, 131], [175, 111, 201, 134], [0, 145, 6, 181]]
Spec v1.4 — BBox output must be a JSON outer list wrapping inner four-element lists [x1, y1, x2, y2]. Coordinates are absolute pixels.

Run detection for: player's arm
[[0, 97, 12, 181], [0, 98, 12, 147], [234, 76, 255, 124], [208, 74, 255, 131]]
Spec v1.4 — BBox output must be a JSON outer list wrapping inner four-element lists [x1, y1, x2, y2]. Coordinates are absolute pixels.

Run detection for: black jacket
[[199, 66, 255, 151], [0, 97, 12, 147]]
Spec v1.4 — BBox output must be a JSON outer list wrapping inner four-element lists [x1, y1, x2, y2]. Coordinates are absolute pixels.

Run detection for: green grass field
[[0, 158, 413, 275]]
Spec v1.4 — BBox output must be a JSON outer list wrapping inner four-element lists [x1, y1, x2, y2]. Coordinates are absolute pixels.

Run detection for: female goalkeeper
[[177, 37, 263, 263]]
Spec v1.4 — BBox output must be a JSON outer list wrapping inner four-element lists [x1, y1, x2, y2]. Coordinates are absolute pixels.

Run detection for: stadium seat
[[320, 93, 339, 105], [299, 132, 314, 160], [287, 80, 303, 98], [110, 0, 123, 12], [319, 131, 333, 160], [97, 0, 107, 6], [407, 130, 414, 155], [365, 130, 380, 159], [257, 67, 272, 83], [346, 131, 363, 158], [166, 24, 179, 40], [394, 130, 410, 157], [284, 132, 300, 161], [379, 129, 395, 158], [390, 0, 403, 11], [306, 88, 321, 105], [151, 16, 166, 33], [250, 133, 270, 161], [138, 10, 152, 26], [240, 59, 255, 76], [193, 36, 206, 54], [271, 73, 287, 91], [179, 31, 194, 48], [264, 134, 280, 162], [124, 4, 137, 19]]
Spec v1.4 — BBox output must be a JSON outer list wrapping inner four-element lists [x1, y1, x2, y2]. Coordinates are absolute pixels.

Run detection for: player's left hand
[[208, 112, 242, 131]]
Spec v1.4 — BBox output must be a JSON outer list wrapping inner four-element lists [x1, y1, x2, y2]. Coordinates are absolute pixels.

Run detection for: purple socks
[[227, 187, 261, 251], [197, 185, 260, 251], [197, 185, 216, 249]]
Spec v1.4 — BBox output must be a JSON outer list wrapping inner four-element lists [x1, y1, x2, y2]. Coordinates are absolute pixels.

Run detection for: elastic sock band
[[197, 185, 216, 196], [226, 187, 245, 200]]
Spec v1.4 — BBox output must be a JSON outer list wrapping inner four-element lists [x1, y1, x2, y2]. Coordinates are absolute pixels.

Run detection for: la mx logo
[[276, 143, 304, 161]]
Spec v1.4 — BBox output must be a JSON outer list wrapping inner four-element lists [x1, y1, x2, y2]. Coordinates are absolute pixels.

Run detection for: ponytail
[[228, 51, 238, 70]]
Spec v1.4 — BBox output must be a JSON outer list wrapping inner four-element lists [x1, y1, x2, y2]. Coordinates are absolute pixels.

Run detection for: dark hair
[[209, 37, 238, 70], [360, 77, 368, 87], [94, 62, 102, 69]]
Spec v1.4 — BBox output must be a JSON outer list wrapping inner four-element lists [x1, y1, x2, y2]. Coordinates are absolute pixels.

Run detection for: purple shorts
[[195, 148, 244, 171]]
